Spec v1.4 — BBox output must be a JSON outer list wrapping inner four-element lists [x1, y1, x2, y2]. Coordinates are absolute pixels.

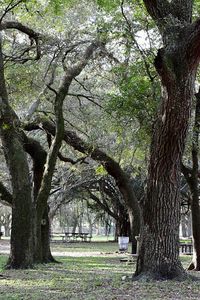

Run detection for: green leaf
[[95, 165, 107, 175]]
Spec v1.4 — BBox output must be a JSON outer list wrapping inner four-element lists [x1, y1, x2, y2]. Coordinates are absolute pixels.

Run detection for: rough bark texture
[[23, 134, 55, 263], [0, 18, 43, 269], [0, 35, 33, 269], [182, 90, 200, 271], [135, 0, 200, 280]]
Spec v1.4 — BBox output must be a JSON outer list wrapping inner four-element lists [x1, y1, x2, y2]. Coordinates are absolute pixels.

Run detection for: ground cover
[[0, 242, 200, 299]]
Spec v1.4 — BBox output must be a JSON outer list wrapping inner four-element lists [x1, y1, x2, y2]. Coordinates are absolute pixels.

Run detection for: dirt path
[[0, 240, 10, 254]]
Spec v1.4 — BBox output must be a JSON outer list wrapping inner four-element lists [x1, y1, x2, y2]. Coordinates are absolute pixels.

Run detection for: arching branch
[[0, 21, 41, 61], [0, 181, 13, 206], [0, 21, 39, 39], [24, 119, 140, 228]]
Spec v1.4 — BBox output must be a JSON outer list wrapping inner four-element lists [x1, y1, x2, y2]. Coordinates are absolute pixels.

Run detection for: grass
[[0, 242, 200, 299], [51, 235, 115, 243], [52, 240, 120, 253]]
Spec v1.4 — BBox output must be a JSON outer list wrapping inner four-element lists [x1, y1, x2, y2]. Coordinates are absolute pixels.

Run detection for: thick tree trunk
[[23, 135, 54, 263], [135, 0, 200, 280], [135, 69, 196, 279], [182, 91, 200, 271], [0, 35, 33, 269], [1, 134, 34, 269]]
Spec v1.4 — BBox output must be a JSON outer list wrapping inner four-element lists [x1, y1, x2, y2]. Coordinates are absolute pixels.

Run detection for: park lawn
[[51, 241, 120, 253], [0, 243, 199, 300]]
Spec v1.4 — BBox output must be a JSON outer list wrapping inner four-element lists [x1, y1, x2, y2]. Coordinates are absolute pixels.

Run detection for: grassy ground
[[0, 242, 200, 299]]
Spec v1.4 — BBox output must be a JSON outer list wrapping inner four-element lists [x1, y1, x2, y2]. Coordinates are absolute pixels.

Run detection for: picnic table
[[179, 241, 193, 255], [50, 232, 92, 243], [50, 233, 66, 243], [65, 232, 92, 243]]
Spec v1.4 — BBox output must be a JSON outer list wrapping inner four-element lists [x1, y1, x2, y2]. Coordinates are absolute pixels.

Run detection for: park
[[1, 0, 200, 299], [0, 237, 200, 299]]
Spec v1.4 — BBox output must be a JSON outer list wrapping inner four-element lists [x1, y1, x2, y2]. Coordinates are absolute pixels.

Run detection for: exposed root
[[133, 270, 189, 282]]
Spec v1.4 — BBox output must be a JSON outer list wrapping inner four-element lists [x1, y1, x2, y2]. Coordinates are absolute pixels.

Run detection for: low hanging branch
[[0, 21, 40, 39], [0, 21, 41, 62], [24, 119, 140, 235]]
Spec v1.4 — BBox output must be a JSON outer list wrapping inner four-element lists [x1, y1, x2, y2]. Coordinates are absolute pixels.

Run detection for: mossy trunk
[[0, 35, 33, 269], [2, 135, 34, 269]]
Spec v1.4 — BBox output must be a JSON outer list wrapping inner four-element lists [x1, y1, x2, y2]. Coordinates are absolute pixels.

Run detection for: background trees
[[1, 0, 200, 281]]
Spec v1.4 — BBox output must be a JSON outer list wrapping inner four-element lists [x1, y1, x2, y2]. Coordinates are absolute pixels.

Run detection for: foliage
[[49, 0, 79, 13]]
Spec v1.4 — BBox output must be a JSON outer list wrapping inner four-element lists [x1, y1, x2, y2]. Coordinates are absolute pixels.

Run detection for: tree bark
[[22, 135, 55, 262], [182, 90, 200, 271], [135, 0, 199, 280], [0, 35, 33, 269], [135, 72, 196, 280]]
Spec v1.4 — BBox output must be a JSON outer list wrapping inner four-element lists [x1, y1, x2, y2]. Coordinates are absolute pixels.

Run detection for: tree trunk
[[135, 0, 200, 280], [135, 65, 196, 279], [118, 213, 130, 237], [41, 207, 55, 262], [3, 137, 34, 269], [0, 35, 33, 269], [189, 194, 200, 270], [4, 226, 10, 237], [23, 135, 54, 263], [182, 90, 200, 270]]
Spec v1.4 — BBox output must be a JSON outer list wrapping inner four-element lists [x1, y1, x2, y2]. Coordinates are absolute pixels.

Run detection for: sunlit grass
[[0, 243, 200, 300], [51, 240, 121, 253]]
